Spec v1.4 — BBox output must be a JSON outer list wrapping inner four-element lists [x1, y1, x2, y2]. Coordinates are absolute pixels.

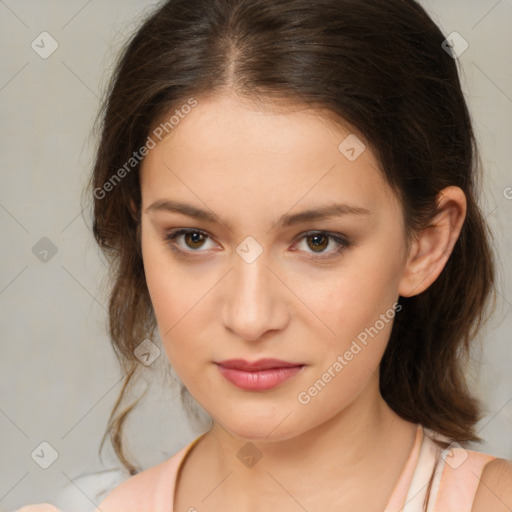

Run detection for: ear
[[398, 186, 467, 298]]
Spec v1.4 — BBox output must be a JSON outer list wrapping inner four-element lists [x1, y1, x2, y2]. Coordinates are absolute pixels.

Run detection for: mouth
[[215, 359, 306, 391]]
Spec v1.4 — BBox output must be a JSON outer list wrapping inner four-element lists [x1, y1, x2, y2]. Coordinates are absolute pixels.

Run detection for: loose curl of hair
[[86, 0, 497, 478]]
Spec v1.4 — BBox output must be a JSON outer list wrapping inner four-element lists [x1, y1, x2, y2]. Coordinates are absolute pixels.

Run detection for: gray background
[[1, 1, 511, 510]]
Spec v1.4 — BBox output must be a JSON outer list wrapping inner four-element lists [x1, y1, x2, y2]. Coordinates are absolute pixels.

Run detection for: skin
[[23, 95, 512, 512], [134, 91, 499, 512]]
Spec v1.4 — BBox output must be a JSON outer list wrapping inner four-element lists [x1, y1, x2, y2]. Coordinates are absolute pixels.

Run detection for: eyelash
[[162, 228, 351, 261]]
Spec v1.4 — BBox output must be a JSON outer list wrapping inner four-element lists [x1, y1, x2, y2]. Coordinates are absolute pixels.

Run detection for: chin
[[214, 412, 304, 444]]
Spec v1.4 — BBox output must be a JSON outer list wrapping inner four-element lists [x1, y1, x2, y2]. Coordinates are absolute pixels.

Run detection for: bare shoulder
[[471, 458, 512, 512]]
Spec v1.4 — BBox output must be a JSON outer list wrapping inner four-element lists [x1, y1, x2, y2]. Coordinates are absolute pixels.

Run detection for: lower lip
[[216, 365, 304, 391]]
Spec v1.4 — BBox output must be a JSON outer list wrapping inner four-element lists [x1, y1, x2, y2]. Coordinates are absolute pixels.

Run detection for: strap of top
[[384, 425, 498, 512], [402, 428, 440, 511], [403, 428, 498, 512], [95, 432, 207, 512], [430, 443, 496, 512], [384, 424, 425, 512], [170, 432, 208, 509]]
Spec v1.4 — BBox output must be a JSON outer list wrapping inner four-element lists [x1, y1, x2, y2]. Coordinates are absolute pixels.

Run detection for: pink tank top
[[92, 424, 496, 512]]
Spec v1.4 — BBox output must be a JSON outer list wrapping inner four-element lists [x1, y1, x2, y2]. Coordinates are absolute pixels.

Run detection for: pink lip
[[216, 358, 303, 370], [215, 359, 305, 391]]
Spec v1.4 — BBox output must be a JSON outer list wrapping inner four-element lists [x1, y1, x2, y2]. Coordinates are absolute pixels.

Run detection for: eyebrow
[[145, 199, 371, 229]]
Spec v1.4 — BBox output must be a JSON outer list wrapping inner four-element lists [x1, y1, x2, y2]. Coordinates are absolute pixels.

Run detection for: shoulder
[[93, 450, 185, 512], [471, 458, 512, 512]]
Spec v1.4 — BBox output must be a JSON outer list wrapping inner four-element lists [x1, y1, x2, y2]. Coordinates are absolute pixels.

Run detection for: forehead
[[139, 93, 396, 222]]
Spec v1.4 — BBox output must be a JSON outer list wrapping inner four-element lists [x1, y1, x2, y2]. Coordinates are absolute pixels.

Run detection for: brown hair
[[86, 0, 497, 476]]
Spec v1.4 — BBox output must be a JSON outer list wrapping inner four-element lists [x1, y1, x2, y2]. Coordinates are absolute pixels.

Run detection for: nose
[[221, 251, 289, 342]]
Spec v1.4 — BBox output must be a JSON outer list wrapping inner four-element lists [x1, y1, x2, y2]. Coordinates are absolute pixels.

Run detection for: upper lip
[[216, 358, 304, 371]]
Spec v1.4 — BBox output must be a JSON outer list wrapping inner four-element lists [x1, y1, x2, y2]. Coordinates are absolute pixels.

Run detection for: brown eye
[[163, 229, 216, 254], [294, 231, 350, 260], [306, 233, 329, 252], [183, 231, 206, 249]]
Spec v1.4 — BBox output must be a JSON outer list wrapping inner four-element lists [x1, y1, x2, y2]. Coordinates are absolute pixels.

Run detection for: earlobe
[[398, 186, 467, 298]]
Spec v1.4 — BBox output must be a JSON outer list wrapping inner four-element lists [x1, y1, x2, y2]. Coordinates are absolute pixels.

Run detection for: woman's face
[[139, 92, 410, 441]]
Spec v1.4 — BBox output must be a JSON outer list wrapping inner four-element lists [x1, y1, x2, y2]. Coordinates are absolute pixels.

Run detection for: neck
[[199, 375, 418, 510]]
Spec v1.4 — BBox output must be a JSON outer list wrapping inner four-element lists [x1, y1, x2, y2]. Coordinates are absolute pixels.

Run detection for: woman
[[18, 0, 512, 510]]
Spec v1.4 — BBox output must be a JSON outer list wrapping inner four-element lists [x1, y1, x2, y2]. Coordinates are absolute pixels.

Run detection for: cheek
[[312, 251, 402, 342], [296, 282, 398, 415], [142, 237, 176, 325], [141, 230, 198, 360], [301, 241, 403, 402]]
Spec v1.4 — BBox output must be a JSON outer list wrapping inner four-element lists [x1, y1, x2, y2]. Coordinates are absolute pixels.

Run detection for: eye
[[163, 228, 217, 255], [293, 231, 350, 260], [162, 228, 351, 260]]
